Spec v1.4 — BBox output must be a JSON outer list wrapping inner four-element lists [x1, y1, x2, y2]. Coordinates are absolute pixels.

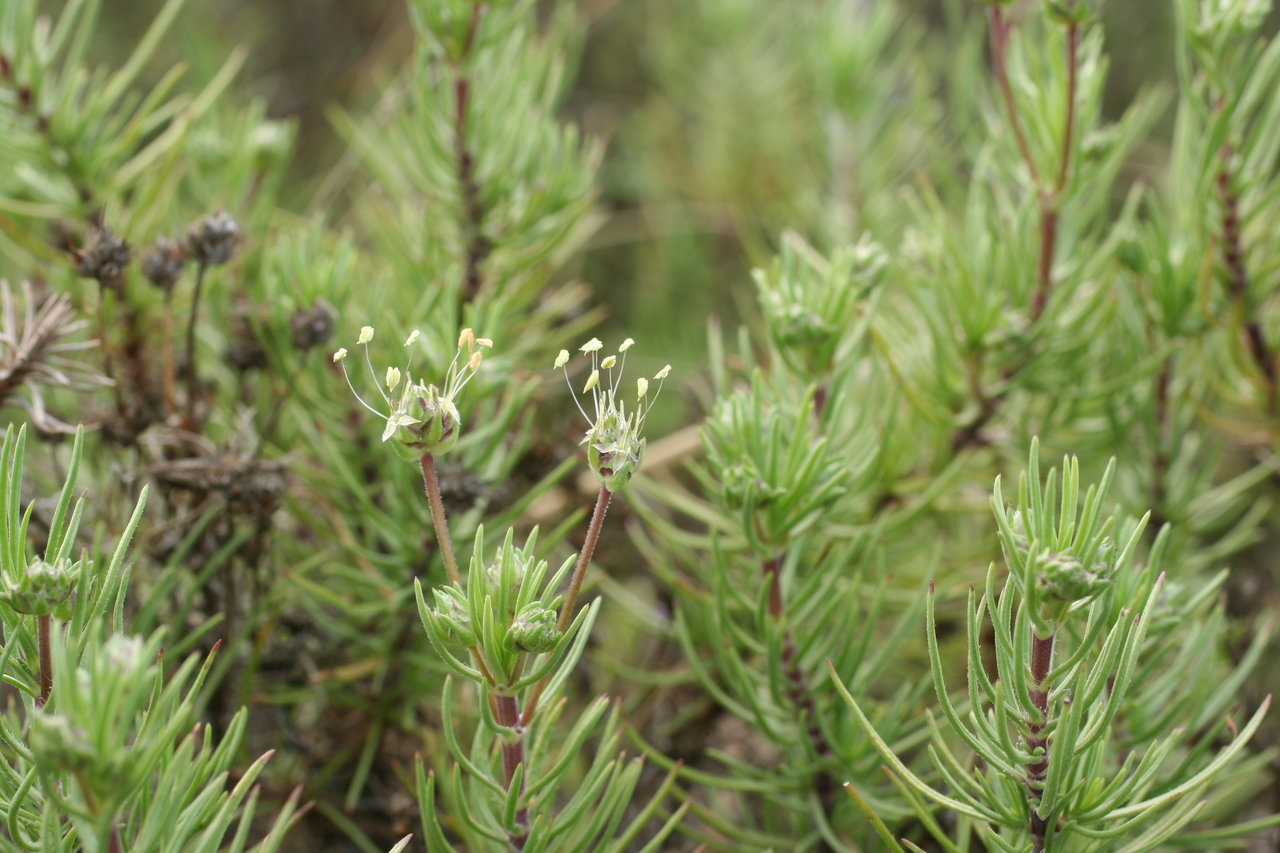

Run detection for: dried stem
[[162, 291, 177, 417], [36, 613, 52, 707], [183, 261, 208, 421]]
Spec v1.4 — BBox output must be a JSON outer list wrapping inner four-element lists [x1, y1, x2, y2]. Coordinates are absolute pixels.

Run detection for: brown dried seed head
[[73, 227, 132, 287], [290, 299, 337, 351], [185, 210, 240, 266], [141, 238, 186, 291]]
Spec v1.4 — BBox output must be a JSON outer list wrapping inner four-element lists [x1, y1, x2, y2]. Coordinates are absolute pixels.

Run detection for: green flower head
[[335, 326, 491, 460], [555, 337, 670, 492]]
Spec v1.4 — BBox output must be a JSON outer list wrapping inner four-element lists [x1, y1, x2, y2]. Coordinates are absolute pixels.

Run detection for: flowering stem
[[36, 613, 52, 707], [107, 824, 122, 853], [556, 484, 612, 635], [419, 453, 462, 586], [519, 484, 612, 728]]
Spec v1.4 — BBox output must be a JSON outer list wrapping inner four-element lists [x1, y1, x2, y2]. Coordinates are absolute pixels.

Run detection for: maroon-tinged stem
[[520, 484, 612, 728], [36, 614, 52, 707], [493, 693, 528, 848], [1054, 25, 1080, 196], [419, 453, 498, 685], [503, 484, 612, 845], [555, 485, 613, 634], [419, 453, 462, 586], [107, 824, 123, 853], [764, 555, 832, 760], [763, 555, 783, 618], [988, 7, 1040, 185], [1031, 23, 1080, 324], [452, 3, 491, 304], [1217, 144, 1276, 411], [1026, 631, 1055, 850]]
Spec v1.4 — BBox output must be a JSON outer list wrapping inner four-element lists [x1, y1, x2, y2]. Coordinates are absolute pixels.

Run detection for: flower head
[[555, 337, 670, 491], [335, 326, 490, 459]]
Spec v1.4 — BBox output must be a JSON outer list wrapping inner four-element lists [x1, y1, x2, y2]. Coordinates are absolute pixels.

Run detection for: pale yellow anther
[[655, 364, 672, 380], [385, 367, 401, 390], [580, 338, 603, 354], [619, 338, 635, 352], [333, 348, 348, 362], [458, 328, 475, 351], [583, 369, 600, 393], [358, 326, 374, 345], [636, 377, 649, 399], [601, 355, 617, 369], [469, 351, 483, 370], [404, 329, 420, 347], [476, 337, 493, 348], [554, 349, 570, 369]]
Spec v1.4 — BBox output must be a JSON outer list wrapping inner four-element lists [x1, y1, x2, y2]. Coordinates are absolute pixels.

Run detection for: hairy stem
[[419, 453, 462, 586], [520, 484, 612, 728], [36, 613, 52, 707]]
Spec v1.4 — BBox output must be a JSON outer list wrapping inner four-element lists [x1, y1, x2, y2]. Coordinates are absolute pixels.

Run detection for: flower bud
[[506, 606, 560, 654], [29, 714, 96, 775], [431, 588, 476, 646], [0, 557, 80, 618], [1038, 547, 1112, 603]]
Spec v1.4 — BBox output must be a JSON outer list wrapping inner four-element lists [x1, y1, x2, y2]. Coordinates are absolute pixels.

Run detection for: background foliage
[[2, 0, 1280, 850]]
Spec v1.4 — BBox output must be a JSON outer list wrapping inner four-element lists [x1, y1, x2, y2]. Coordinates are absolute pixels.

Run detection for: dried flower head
[[185, 210, 240, 266], [140, 237, 186, 291], [335, 325, 491, 459], [289, 299, 337, 351], [0, 280, 111, 435], [72, 226, 132, 288], [555, 337, 670, 491]]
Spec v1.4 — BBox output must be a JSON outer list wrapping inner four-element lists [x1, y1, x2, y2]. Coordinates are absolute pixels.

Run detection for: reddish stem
[[36, 614, 52, 707], [1026, 631, 1055, 849]]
